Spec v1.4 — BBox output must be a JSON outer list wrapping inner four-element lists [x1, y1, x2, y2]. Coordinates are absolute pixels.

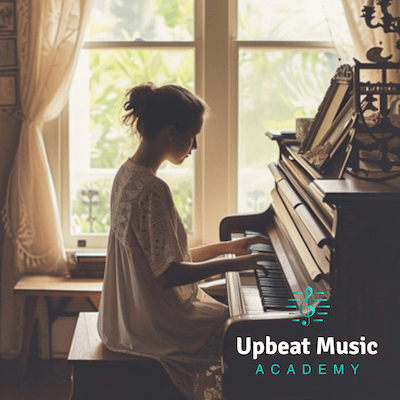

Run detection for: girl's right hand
[[232, 252, 275, 272]]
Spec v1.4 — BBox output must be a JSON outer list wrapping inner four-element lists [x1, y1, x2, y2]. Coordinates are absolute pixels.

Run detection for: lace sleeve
[[134, 180, 188, 278]]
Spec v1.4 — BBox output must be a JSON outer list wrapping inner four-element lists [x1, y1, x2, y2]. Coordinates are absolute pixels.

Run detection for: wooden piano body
[[220, 136, 400, 400]]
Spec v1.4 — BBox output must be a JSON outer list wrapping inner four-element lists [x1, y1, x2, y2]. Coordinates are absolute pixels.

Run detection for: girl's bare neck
[[130, 139, 166, 174]]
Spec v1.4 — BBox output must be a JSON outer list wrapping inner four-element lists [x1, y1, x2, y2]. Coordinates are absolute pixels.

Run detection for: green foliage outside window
[[72, 178, 112, 234]]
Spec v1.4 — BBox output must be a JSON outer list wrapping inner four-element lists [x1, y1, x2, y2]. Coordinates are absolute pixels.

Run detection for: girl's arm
[[190, 235, 270, 262], [189, 242, 231, 262], [156, 252, 274, 288]]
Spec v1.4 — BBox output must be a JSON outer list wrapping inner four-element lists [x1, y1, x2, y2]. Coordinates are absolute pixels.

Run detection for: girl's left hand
[[226, 235, 270, 256]]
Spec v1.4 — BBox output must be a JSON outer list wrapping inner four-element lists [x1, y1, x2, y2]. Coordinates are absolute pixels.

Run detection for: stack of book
[[69, 251, 107, 278]]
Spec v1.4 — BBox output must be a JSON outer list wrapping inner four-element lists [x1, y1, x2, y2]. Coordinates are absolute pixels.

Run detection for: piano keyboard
[[228, 222, 329, 319], [255, 267, 293, 311], [247, 241, 294, 313]]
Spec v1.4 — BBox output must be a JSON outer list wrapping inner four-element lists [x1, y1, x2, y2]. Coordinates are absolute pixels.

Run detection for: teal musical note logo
[[300, 286, 315, 326], [287, 286, 329, 326]]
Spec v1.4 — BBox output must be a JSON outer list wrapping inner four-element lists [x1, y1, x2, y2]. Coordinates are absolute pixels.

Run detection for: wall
[[0, 115, 20, 282], [0, 0, 20, 274]]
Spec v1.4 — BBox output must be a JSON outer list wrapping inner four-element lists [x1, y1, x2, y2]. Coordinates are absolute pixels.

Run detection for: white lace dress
[[98, 160, 229, 400]]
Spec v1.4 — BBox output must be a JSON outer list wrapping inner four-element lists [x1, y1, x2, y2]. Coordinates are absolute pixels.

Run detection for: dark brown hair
[[123, 82, 208, 138]]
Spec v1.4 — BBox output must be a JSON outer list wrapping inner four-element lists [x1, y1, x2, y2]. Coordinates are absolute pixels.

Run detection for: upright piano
[[220, 132, 400, 400]]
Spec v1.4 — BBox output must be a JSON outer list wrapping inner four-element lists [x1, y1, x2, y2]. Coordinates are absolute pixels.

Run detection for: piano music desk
[[13, 274, 103, 376]]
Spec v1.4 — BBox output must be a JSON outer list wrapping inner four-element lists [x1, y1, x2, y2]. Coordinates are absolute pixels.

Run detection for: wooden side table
[[13, 274, 103, 376]]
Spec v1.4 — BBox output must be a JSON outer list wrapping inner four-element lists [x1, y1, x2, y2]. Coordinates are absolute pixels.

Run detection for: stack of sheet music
[[69, 251, 107, 278]]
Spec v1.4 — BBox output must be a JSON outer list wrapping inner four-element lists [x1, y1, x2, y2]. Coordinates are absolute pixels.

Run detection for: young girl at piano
[[98, 82, 271, 400]]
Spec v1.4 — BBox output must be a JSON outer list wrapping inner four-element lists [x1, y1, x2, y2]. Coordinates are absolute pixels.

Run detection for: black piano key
[[257, 270, 283, 276], [257, 278, 283, 284], [259, 277, 285, 282], [253, 253, 294, 313], [257, 275, 285, 281], [263, 305, 289, 311], [259, 286, 290, 294], [257, 275, 285, 280], [260, 293, 290, 300], [256, 261, 280, 270], [258, 282, 287, 288], [262, 296, 290, 303], [256, 264, 279, 271], [259, 287, 291, 295], [260, 295, 289, 302], [259, 271, 283, 277], [259, 288, 290, 294], [255, 268, 280, 277], [261, 300, 288, 307], [257, 277, 287, 284], [259, 289, 288, 295], [258, 284, 288, 290], [258, 285, 289, 291], [257, 266, 281, 273], [258, 284, 288, 291], [261, 298, 289, 306], [259, 285, 287, 291]]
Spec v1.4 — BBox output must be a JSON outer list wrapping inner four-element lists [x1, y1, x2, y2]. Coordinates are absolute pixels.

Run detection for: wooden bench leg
[[19, 295, 38, 377], [70, 361, 187, 400]]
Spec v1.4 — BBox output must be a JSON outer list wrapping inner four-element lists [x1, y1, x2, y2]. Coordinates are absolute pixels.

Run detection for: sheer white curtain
[[324, 0, 400, 64], [1, 0, 94, 357], [342, 0, 400, 63], [322, 0, 354, 64], [324, 1, 400, 120]]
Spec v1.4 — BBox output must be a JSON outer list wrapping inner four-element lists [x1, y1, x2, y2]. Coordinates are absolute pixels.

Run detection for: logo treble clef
[[300, 286, 315, 326]]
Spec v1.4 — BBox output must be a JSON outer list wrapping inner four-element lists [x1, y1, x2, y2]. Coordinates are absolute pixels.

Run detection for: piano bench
[[67, 312, 186, 400]]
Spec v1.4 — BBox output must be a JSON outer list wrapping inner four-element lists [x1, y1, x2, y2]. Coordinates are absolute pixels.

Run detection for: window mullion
[[193, 0, 205, 246], [228, 0, 239, 218], [236, 40, 335, 49], [202, 0, 235, 243], [83, 41, 195, 49]]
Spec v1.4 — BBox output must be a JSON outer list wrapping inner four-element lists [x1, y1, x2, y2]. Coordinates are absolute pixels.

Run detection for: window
[[237, 0, 339, 213], [66, 0, 198, 249], [61, 0, 339, 249]]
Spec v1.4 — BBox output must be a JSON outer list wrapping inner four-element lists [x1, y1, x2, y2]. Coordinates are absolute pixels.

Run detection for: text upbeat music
[[237, 336, 378, 360]]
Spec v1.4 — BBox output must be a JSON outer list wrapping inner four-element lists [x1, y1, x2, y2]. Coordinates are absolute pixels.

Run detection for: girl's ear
[[165, 124, 178, 140]]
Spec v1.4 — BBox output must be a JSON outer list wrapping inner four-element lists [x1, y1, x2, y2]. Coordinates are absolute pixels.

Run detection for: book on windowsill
[[74, 250, 107, 263], [69, 250, 107, 279]]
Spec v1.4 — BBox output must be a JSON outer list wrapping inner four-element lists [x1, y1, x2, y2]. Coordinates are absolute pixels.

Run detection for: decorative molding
[[0, 1, 16, 36], [0, 0, 19, 118], [0, 106, 20, 117]]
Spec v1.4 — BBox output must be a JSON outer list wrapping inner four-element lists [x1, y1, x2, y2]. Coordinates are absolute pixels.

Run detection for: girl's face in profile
[[167, 116, 203, 165]]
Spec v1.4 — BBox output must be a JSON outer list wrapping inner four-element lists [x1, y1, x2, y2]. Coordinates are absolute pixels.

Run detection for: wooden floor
[[0, 358, 71, 400]]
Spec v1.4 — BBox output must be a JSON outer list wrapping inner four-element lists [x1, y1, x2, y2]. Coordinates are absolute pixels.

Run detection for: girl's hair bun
[[123, 82, 156, 117], [123, 82, 207, 138]]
